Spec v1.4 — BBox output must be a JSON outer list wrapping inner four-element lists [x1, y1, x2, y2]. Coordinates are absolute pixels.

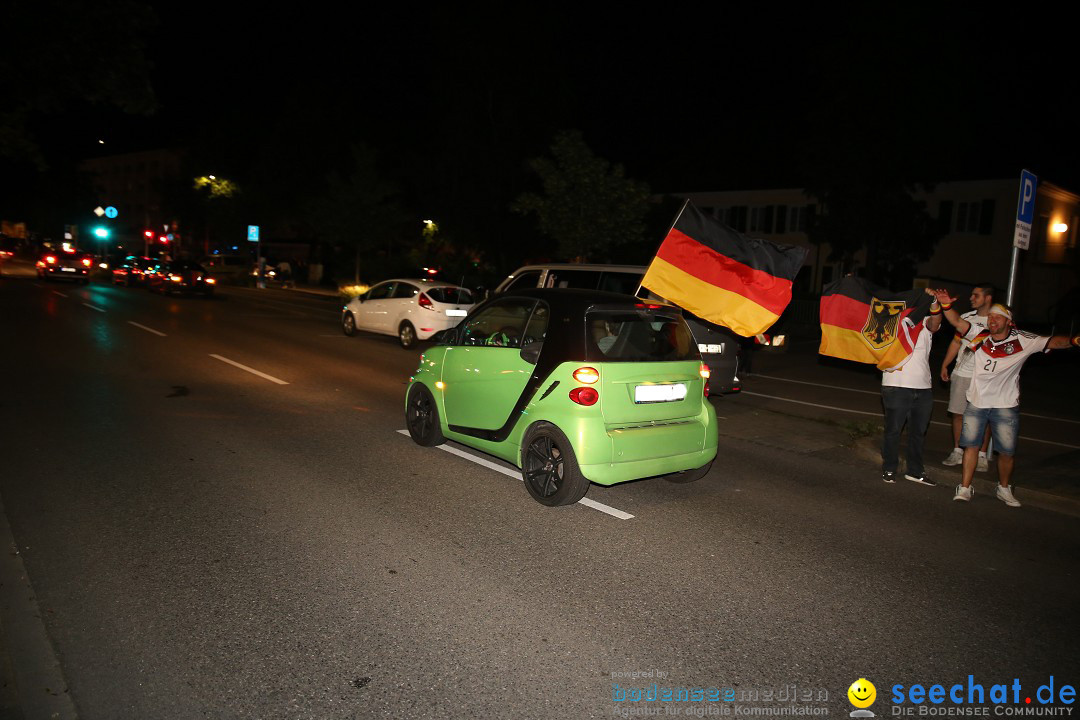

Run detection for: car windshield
[[587, 310, 698, 362], [426, 287, 474, 304]]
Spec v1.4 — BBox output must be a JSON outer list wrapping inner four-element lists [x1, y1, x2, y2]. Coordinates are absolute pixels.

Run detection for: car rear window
[[426, 287, 474, 304], [587, 311, 698, 362]]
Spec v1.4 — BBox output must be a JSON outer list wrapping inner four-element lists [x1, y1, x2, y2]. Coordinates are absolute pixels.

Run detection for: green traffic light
[[93, 226, 110, 239]]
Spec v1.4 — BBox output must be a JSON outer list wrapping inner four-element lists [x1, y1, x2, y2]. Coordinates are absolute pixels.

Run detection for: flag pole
[[634, 198, 690, 299]]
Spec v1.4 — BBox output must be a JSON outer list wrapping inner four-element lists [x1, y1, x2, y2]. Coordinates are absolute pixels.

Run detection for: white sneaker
[[976, 455, 989, 472], [942, 448, 964, 466], [953, 484, 974, 502], [996, 485, 1021, 507]]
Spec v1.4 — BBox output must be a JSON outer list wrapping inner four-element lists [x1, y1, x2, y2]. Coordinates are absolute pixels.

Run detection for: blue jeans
[[962, 405, 1019, 456], [881, 387, 934, 475]]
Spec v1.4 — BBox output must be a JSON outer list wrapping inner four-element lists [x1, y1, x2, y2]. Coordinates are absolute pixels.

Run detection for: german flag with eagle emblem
[[819, 277, 934, 369]]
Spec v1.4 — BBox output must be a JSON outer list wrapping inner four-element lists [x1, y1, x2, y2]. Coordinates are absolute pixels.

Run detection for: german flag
[[819, 277, 933, 369], [640, 203, 808, 337]]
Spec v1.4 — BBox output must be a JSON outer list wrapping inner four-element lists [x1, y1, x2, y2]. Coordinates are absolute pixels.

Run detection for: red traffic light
[[143, 230, 154, 238]]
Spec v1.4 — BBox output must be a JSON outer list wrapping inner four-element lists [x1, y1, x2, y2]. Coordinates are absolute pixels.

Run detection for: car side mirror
[[433, 328, 457, 345], [519, 340, 543, 364]]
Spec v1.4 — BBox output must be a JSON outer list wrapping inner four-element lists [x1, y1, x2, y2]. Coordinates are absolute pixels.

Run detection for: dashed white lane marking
[[753, 373, 1080, 424], [396, 429, 634, 519], [51, 290, 68, 297], [82, 302, 105, 312], [128, 321, 166, 337], [741, 391, 1080, 450], [209, 354, 289, 385]]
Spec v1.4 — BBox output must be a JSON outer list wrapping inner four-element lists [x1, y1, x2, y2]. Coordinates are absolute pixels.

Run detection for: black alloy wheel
[[521, 423, 590, 506], [405, 383, 444, 447]]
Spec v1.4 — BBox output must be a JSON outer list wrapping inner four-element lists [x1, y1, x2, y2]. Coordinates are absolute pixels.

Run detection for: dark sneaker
[[905, 473, 937, 487], [882, 471, 896, 483]]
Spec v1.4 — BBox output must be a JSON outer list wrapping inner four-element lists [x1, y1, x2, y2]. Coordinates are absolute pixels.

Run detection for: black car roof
[[495, 287, 681, 315], [472, 286, 684, 363]]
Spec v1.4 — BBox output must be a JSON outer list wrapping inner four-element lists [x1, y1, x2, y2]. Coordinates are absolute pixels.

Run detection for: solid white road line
[[741, 391, 1080, 450], [82, 302, 105, 312], [395, 429, 635, 519], [742, 390, 879, 417], [51, 290, 68, 298], [128, 321, 167, 337], [753, 373, 1080, 424], [208, 354, 289, 385]]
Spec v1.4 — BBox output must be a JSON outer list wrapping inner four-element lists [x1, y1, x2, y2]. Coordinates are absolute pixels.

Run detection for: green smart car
[[404, 288, 718, 506]]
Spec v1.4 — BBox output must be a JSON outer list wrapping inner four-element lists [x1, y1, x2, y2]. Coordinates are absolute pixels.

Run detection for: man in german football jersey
[[939, 283, 994, 470], [932, 290, 1080, 507]]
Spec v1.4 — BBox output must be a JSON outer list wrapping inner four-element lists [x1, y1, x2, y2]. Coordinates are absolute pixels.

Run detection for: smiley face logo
[[848, 678, 877, 708]]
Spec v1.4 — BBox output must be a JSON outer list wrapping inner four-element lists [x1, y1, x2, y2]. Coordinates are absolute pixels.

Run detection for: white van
[[494, 264, 742, 394]]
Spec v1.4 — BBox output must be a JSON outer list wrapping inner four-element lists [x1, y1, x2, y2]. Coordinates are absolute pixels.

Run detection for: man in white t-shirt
[[933, 291, 1080, 507], [880, 298, 942, 486], [939, 283, 993, 470]]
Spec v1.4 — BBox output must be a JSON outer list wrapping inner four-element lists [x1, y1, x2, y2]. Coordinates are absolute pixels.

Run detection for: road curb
[[0, 495, 78, 719]]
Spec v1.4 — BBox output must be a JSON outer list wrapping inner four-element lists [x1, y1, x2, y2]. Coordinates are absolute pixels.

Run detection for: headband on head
[[988, 304, 1012, 320]]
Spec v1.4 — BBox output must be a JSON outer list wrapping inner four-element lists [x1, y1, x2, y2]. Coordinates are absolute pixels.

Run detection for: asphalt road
[[1, 268, 1078, 719]]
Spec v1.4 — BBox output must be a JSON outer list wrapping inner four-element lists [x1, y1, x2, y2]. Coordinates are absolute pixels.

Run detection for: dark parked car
[[111, 255, 156, 286], [35, 247, 93, 283], [146, 260, 216, 296]]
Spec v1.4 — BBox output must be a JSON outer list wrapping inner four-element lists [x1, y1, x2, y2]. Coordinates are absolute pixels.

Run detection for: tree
[[306, 144, 406, 283], [806, 179, 941, 288], [513, 131, 649, 262]]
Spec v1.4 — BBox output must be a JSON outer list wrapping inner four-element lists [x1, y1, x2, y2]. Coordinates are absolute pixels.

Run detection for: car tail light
[[45, 255, 57, 264], [81, 257, 92, 267], [569, 387, 599, 406], [418, 293, 434, 310], [700, 364, 710, 397], [572, 367, 599, 384], [205, 277, 215, 284]]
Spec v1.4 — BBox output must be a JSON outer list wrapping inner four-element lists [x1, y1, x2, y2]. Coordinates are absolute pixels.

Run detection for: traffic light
[[93, 226, 110, 239]]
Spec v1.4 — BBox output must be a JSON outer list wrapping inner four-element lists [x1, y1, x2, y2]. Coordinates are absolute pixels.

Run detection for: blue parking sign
[[1013, 170, 1037, 250], [247, 225, 260, 242]]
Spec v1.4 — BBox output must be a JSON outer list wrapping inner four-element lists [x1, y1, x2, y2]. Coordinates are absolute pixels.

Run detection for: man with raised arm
[[932, 289, 1079, 507], [939, 283, 994, 470]]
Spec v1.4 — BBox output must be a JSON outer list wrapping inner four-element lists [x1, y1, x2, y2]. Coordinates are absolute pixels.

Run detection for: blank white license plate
[[61, 267, 76, 272], [698, 343, 723, 354], [445, 309, 467, 317], [634, 383, 687, 403]]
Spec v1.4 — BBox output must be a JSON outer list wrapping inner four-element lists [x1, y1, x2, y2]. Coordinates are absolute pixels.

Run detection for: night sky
[[73, 5, 1078, 194]]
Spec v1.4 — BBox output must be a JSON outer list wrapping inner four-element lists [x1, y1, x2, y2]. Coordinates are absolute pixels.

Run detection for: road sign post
[[1006, 170, 1038, 305], [248, 225, 262, 288]]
